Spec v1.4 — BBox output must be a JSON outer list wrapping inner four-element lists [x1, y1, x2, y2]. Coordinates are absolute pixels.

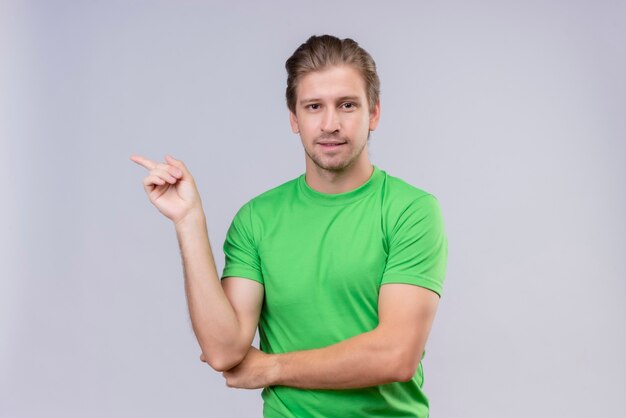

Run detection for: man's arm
[[223, 283, 439, 390], [175, 210, 264, 372]]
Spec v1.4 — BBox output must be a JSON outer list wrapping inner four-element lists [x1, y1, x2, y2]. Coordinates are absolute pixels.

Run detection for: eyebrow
[[299, 96, 362, 106]]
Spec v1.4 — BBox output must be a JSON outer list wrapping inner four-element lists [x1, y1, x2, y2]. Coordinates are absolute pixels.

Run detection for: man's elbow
[[395, 365, 418, 383], [203, 350, 246, 372], [392, 348, 424, 383]]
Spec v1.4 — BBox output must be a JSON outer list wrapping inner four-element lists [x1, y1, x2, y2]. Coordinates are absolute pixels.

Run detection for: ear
[[289, 111, 300, 134], [368, 99, 381, 131]]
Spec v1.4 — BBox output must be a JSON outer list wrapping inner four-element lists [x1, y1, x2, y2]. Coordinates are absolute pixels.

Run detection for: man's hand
[[201, 347, 279, 389], [130, 154, 203, 225]]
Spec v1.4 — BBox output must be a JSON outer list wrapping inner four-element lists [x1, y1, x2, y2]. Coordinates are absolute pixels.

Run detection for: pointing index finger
[[129, 155, 157, 170]]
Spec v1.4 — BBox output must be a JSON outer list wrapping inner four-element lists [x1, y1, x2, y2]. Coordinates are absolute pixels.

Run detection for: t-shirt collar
[[297, 164, 384, 206]]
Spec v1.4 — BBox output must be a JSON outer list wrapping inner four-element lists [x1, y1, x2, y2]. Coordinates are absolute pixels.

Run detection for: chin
[[305, 146, 360, 172], [314, 157, 356, 172]]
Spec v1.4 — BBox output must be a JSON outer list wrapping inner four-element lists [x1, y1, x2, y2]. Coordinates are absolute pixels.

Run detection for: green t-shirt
[[221, 164, 448, 418]]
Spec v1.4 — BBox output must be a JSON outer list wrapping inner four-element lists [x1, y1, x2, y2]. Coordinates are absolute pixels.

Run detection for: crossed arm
[[211, 280, 440, 390]]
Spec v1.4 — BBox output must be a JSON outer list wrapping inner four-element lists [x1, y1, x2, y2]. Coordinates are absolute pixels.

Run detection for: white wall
[[1, 1, 624, 416]]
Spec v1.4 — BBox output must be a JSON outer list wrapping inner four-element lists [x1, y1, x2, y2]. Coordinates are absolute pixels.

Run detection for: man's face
[[289, 65, 380, 173]]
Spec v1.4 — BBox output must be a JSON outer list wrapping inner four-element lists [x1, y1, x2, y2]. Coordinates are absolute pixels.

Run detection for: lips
[[318, 142, 345, 149]]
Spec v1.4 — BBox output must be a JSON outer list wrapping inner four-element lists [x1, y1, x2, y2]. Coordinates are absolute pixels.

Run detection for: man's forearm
[[269, 328, 410, 390], [174, 209, 244, 371]]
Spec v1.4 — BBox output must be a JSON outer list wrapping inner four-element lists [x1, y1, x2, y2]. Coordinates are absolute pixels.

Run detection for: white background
[[1, 1, 624, 417]]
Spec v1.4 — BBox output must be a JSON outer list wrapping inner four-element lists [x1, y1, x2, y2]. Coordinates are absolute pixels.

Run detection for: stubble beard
[[304, 134, 369, 173]]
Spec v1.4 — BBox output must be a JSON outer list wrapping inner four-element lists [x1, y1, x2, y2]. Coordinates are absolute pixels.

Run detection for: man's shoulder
[[381, 168, 436, 205], [379, 169, 444, 238], [242, 174, 300, 211]]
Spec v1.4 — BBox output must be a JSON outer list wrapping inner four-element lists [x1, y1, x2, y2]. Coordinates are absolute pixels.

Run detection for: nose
[[321, 108, 340, 133]]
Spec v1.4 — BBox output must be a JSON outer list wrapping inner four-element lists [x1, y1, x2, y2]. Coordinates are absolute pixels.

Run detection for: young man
[[131, 35, 448, 417]]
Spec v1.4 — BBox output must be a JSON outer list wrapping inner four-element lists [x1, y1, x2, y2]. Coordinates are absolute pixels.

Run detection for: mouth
[[318, 142, 346, 149]]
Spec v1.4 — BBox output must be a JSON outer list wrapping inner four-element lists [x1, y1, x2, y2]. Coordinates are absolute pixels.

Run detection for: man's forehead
[[296, 65, 367, 102]]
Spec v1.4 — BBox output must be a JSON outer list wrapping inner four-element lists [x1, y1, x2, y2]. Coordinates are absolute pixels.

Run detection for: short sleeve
[[221, 201, 264, 285], [380, 194, 448, 297]]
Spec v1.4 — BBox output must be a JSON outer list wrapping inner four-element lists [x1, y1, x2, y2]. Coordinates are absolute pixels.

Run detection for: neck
[[304, 158, 374, 194]]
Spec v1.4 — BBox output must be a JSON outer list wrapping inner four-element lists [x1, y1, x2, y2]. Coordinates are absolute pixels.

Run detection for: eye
[[307, 104, 321, 111], [341, 102, 356, 110]]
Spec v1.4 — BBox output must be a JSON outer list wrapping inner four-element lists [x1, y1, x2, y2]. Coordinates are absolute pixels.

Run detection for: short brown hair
[[285, 35, 380, 114]]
